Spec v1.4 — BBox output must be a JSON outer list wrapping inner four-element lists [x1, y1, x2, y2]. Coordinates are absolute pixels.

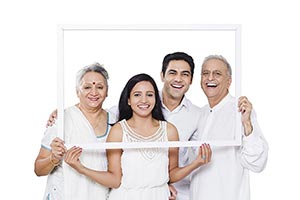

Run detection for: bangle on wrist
[[49, 153, 60, 166]]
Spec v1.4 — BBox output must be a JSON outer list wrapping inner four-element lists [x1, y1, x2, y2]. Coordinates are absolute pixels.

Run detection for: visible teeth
[[89, 97, 99, 101], [172, 84, 183, 88], [138, 105, 149, 109], [207, 83, 217, 87]]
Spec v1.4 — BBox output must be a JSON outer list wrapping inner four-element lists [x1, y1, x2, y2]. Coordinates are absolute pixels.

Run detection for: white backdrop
[[0, 0, 299, 199], [62, 26, 237, 109]]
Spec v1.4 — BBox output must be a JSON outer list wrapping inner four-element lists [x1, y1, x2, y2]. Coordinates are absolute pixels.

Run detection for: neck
[[162, 90, 183, 111], [208, 92, 229, 108], [130, 115, 154, 124], [128, 115, 157, 129], [127, 115, 159, 136], [77, 104, 107, 132], [77, 103, 104, 118]]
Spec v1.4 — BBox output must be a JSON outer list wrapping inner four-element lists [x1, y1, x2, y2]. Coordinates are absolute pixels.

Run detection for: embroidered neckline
[[120, 119, 167, 160], [122, 120, 164, 142]]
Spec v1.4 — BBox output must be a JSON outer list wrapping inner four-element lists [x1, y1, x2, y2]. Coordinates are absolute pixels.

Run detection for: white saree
[[41, 106, 116, 200]]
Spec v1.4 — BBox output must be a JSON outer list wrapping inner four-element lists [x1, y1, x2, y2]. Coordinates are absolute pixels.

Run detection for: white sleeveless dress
[[108, 119, 170, 200]]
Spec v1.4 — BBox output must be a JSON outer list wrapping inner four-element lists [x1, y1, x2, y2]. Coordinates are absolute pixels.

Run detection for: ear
[[160, 72, 164, 82], [127, 98, 131, 106], [227, 77, 232, 89], [76, 88, 80, 98]]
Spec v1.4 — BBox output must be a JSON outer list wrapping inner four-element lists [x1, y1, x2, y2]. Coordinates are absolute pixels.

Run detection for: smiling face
[[161, 60, 192, 101], [77, 71, 108, 109], [128, 81, 156, 118], [201, 58, 232, 107]]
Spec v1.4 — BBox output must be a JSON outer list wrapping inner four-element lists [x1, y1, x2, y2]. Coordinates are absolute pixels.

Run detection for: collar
[[159, 91, 189, 113], [208, 93, 233, 112]]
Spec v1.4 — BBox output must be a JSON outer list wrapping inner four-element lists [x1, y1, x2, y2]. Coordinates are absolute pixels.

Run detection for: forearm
[[169, 161, 199, 183], [34, 154, 60, 176], [243, 120, 253, 136], [80, 167, 121, 188]]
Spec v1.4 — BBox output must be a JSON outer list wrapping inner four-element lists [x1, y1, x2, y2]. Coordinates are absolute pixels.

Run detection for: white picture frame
[[57, 24, 242, 149]]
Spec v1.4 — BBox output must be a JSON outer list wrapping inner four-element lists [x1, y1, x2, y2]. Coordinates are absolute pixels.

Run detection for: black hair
[[118, 73, 165, 121], [161, 52, 195, 79]]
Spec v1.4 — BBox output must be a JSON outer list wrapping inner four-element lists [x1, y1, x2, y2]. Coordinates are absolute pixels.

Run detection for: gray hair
[[75, 62, 109, 91], [202, 55, 232, 77]]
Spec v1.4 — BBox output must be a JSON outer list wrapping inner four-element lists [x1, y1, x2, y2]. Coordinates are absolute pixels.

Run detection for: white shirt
[[190, 94, 268, 200], [161, 94, 201, 200]]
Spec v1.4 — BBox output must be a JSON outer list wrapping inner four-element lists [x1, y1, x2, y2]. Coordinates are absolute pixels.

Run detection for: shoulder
[[64, 105, 79, 120], [41, 125, 58, 148], [183, 97, 201, 112], [166, 121, 176, 130], [107, 122, 123, 142], [166, 122, 179, 141], [64, 105, 77, 113]]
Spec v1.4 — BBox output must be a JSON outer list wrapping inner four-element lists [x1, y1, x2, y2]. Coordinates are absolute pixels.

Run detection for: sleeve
[[239, 110, 269, 173], [189, 109, 204, 158], [41, 124, 58, 151], [189, 130, 199, 157]]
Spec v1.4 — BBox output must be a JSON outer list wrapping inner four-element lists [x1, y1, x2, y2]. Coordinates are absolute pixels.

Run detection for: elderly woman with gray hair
[[34, 63, 117, 200]]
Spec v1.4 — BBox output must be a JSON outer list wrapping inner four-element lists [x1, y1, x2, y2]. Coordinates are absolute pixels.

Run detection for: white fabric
[[108, 120, 170, 200], [190, 94, 268, 200], [108, 95, 202, 200], [41, 106, 116, 200], [161, 94, 201, 200]]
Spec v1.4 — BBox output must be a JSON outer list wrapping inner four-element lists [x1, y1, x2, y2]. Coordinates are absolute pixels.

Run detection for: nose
[[208, 72, 214, 80], [90, 86, 99, 95], [141, 94, 148, 102], [174, 73, 182, 82]]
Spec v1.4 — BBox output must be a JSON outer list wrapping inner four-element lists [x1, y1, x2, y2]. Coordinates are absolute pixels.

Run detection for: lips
[[171, 83, 184, 89], [88, 97, 100, 101]]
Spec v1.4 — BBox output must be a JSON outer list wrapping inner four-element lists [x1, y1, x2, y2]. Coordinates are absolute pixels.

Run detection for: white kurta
[[161, 94, 201, 200], [108, 120, 170, 200], [190, 94, 268, 200], [41, 106, 116, 200]]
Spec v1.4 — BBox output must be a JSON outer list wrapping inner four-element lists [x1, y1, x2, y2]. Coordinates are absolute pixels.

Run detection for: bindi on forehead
[[81, 79, 105, 86]]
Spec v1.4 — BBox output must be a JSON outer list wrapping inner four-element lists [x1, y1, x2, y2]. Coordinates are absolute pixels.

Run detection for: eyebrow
[[132, 90, 155, 93], [168, 69, 191, 74], [168, 69, 177, 73], [181, 70, 191, 74], [202, 69, 222, 72]]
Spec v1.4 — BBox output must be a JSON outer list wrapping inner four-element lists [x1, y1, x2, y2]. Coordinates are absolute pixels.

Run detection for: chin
[[204, 91, 217, 98], [88, 103, 101, 107], [171, 91, 185, 99]]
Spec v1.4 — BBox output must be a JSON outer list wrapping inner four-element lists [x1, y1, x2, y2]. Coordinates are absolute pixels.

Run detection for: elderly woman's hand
[[50, 137, 66, 162]]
